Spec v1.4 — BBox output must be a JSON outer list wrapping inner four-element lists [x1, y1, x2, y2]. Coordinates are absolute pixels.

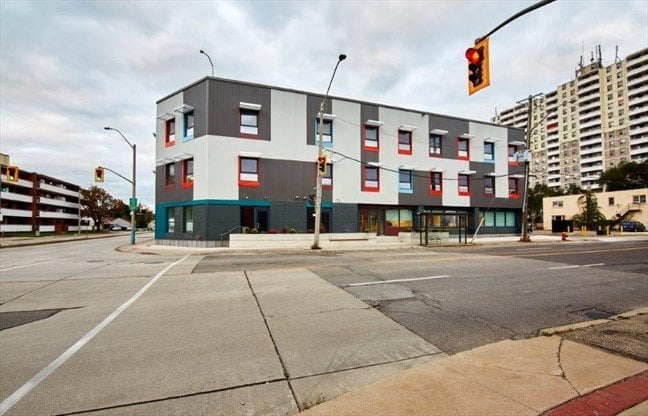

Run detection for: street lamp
[[312, 53, 347, 250], [104, 126, 137, 245], [199, 49, 214, 76]]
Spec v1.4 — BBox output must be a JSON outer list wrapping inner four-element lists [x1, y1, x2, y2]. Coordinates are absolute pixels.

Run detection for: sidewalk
[[301, 309, 648, 416]]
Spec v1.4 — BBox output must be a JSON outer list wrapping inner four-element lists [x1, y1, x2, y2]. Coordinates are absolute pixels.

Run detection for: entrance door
[[256, 209, 269, 232], [360, 208, 383, 234]]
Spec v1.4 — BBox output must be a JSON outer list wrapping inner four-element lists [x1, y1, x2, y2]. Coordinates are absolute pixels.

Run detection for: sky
[[1, 0, 647, 210]]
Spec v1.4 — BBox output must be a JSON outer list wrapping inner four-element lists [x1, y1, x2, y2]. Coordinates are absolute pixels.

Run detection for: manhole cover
[[582, 308, 614, 320]]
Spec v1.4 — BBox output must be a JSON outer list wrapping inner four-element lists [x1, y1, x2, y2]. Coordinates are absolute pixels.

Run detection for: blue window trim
[[314, 118, 333, 148], [183, 112, 194, 141], [398, 170, 414, 194], [484, 142, 495, 163]]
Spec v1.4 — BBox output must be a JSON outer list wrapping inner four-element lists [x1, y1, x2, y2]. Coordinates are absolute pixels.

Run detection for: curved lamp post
[[313, 53, 347, 250], [200, 49, 214, 76], [104, 127, 136, 245]]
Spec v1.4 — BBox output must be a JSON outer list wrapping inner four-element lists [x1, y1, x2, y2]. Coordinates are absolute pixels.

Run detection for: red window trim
[[362, 125, 380, 152], [362, 166, 380, 192], [398, 130, 412, 156], [238, 157, 260, 187], [238, 108, 260, 140], [182, 159, 194, 188], [508, 145, 518, 166], [429, 172, 443, 196], [458, 174, 470, 196], [457, 138, 469, 161], [509, 178, 520, 199], [165, 119, 176, 147]]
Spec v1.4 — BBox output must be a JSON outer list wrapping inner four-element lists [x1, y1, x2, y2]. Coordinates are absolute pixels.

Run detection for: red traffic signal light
[[466, 37, 490, 95], [94, 167, 105, 183], [5, 166, 19, 182], [317, 156, 327, 175]]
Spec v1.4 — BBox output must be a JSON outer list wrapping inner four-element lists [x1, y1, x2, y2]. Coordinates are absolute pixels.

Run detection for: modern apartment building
[[1, 155, 84, 234], [155, 77, 526, 244], [493, 47, 648, 191]]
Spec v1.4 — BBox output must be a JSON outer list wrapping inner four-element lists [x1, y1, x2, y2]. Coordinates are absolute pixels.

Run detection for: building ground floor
[[155, 199, 521, 243]]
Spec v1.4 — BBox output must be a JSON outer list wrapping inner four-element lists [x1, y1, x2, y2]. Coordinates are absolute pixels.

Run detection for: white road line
[[0, 256, 189, 416], [346, 275, 450, 287], [548, 263, 605, 270], [516, 248, 546, 252], [0, 258, 71, 272]]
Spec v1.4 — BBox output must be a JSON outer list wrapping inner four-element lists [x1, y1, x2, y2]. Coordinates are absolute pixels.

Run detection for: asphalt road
[[197, 239, 648, 353], [0, 236, 646, 415]]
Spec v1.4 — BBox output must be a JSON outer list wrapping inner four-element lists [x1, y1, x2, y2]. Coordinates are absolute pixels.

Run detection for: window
[[323, 164, 333, 188], [184, 112, 194, 139], [165, 118, 176, 147], [457, 138, 469, 160], [364, 125, 379, 151], [240, 110, 259, 138], [633, 194, 647, 204], [316, 118, 333, 145], [484, 176, 495, 196], [239, 157, 259, 187], [608, 197, 615, 206], [484, 142, 495, 161], [165, 163, 175, 188], [167, 207, 175, 233], [362, 166, 379, 192], [184, 206, 193, 233], [458, 174, 470, 195], [429, 134, 442, 156], [508, 178, 519, 198], [398, 169, 413, 193], [398, 130, 412, 155], [182, 158, 194, 187], [430, 172, 442, 195], [553, 200, 563, 208]]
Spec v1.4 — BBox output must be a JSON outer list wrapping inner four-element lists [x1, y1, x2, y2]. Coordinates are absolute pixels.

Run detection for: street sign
[[515, 150, 531, 163], [129, 197, 138, 211]]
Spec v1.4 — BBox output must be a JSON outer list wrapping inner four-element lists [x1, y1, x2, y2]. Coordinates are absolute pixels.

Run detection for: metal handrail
[[219, 225, 242, 244]]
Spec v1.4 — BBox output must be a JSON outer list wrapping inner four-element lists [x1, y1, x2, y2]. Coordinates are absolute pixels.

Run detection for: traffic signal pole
[[474, 0, 556, 44]]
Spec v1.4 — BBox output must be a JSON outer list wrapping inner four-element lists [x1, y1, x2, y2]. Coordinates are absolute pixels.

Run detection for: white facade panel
[[270, 90, 314, 162], [156, 92, 184, 160], [330, 99, 362, 204]]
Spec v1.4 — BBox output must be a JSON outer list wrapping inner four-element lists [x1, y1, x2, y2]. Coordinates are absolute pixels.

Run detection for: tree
[[113, 199, 130, 221], [81, 186, 116, 231], [527, 184, 563, 228], [599, 161, 648, 191], [564, 183, 583, 195], [571, 190, 606, 230], [135, 204, 154, 229]]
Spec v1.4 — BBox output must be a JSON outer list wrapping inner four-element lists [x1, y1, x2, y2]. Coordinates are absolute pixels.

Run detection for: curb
[[539, 307, 648, 336], [0, 233, 129, 249], [543, 371, 648, 416]]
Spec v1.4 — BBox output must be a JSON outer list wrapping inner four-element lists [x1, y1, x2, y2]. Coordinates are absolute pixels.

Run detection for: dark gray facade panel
[[468, 161, 524, 209], [361, 150, 379, 164], [155, 163, 193, 204], [239, 159, 326, 203], [268, 201, 308, 232], [206, 205, 240, 240], [507, 128, 525, 143], [183, 80, 208, 138], [331, 204, 358, 232], [306, 96, 331, 145], [208, 80, 271, 140], [428, 115, 470, 159]]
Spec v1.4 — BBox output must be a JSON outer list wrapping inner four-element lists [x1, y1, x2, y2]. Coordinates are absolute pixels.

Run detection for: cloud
[[1, 0, 647, 209]]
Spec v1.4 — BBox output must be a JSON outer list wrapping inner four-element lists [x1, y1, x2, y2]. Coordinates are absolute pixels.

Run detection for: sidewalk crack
[[557, 338, 581, 396]]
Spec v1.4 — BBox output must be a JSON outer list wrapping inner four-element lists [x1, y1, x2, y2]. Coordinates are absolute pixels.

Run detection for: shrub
[[251, 228, 259, 234], [269, 229, 278, 234], [289, 228, 297, 234]]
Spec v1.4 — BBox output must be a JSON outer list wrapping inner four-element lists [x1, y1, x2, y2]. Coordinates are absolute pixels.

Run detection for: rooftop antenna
[[579, 41, 584, 68], [596, 45, 602, 63], [615, 45, 620, 63]]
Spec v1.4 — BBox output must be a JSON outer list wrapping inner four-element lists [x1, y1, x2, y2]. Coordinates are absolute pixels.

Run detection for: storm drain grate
[[582, 308, 615, 320]]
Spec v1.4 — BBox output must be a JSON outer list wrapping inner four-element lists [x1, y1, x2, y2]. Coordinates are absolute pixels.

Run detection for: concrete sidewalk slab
[[300, 336, 648, 416], [247, 269, 444, 379], [4, 271, 285, 416]]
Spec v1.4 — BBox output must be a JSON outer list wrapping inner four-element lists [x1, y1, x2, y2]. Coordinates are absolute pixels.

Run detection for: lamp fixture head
[[339, 54, 347, 61]]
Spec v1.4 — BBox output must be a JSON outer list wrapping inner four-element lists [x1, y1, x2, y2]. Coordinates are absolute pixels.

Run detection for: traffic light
[[94, 167, 105, 183], [466, 37, 490, 95], [317, 156, 327, 175], [5, 166, 19, 182]]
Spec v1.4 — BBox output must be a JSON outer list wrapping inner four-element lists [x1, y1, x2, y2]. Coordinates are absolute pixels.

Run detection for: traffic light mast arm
[[474, 0, 555, 44], [98, 166, 133, 185]]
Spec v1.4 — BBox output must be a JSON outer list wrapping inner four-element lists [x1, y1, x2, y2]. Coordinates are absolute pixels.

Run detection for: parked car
[[620, 221, 646, 232], [110, 225, 126, 231]]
